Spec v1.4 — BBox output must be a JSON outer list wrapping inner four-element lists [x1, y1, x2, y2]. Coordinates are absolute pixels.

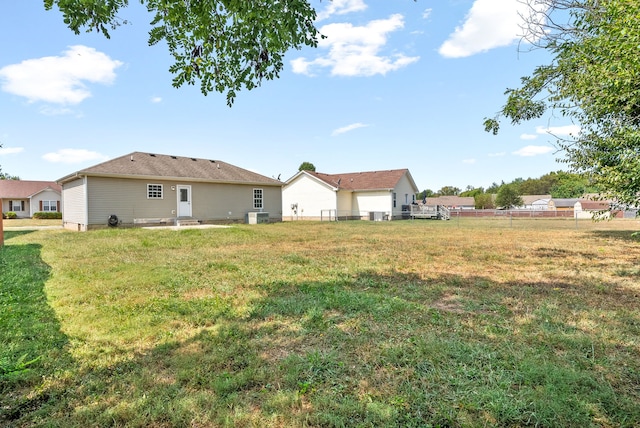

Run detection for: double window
[[253, 188, 263, 209], [147, 184, 163, 199], [42, 200, 58, 212]]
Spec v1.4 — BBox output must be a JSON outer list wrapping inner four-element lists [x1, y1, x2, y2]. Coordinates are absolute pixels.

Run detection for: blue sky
[[0, 1, 578, 192]]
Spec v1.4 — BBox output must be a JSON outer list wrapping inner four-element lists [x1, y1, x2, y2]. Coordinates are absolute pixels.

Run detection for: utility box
[[369, 211, 386, 221], [246, 212, 269, 224]]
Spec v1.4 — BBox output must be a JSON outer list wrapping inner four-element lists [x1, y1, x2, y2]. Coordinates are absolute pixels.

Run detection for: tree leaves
[[487, 0, 640, 210], [47, 0, 321, 106]]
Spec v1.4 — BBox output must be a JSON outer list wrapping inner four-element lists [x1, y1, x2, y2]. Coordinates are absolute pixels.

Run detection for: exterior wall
[[392, 175, 417, 218], [62, 178, 87, 230], [30, 190, 61, 216], [352, 191, 392, 219], [3, 199, 29, 218], [282, 175, 336, 220], [84, 176, 282, 228], [189, 182, 282, 222], [336, 190, 354, 218]]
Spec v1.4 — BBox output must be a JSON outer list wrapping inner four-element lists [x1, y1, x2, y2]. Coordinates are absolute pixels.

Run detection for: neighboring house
[[282, 169, 419, 221], [0, 180, 62, 218], [57, 152, 283, 230], [549, 198, 580, 211], [574, 200, 613, 219], [424, 196, 475, 210], [517, 195, 552, 210]]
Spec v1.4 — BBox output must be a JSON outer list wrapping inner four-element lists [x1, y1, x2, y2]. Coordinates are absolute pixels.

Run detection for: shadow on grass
[[6, 268, 639, 427], [3, 230, 36, 240], [0, 243, 73, 424], [591, 229, 640, 242]]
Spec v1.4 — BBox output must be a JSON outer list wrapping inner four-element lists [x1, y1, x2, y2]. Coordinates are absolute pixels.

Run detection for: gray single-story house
[[57, 152, 282, 230], [0, 180, 62, 218]]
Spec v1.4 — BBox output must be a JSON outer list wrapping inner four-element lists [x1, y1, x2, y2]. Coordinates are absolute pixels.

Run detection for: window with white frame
[[393, 192, 397, 208], [253, 188, 263, 209], [147, 184, 163, 199], [10, 201, 25, 211], [42, 200, 57, 212]]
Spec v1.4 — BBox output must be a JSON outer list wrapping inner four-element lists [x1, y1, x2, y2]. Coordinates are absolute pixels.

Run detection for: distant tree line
[[417, 171, 597, 209]]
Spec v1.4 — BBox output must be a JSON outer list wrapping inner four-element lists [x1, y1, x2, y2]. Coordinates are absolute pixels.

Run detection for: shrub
[[5, 212, 17, 219], [32, 212, 62, 219]]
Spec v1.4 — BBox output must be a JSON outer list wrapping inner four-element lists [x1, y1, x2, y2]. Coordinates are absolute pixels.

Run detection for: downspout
[[83, 175, 89, 230], [0, 197, 4, 247]]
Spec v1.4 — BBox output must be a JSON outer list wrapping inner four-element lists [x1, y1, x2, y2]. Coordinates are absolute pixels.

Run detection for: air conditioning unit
[[246, 212, 269, 224], [369, 211, 386, 221]]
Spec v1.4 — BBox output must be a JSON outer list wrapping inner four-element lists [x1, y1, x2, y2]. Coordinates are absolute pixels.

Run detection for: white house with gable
[[282, 169, 419, 221]]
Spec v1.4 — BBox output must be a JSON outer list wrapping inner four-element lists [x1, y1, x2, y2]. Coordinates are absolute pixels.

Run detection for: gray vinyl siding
[[62, 178, 87, 228], [190, 182, 282, 221], [86, 177, 282, 226], [31, 190, 61, 216], [87, 177, 175, 225]]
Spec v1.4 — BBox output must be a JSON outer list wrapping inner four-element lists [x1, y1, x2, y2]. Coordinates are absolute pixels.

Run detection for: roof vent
[[171, 156, 177, 159], [191, 158, 197, 161], [149, 153, 156, 157]]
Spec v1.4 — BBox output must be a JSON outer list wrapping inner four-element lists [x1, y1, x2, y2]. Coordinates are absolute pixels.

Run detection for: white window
[[147, 184, 163, 199], [42, 200, 57, 212], [393, 192, 397, 208], [253, 188, 263, 209]]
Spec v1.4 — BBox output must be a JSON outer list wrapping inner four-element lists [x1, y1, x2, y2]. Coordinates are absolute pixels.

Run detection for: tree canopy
[[484, 0, 640, 210], [495, 184, 524, 209], [45, 0, 322, 106], [298, 161, 316, 172]]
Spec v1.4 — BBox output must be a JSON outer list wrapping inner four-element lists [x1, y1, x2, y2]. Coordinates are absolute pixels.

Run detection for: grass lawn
[[1, 219, 640, 427]]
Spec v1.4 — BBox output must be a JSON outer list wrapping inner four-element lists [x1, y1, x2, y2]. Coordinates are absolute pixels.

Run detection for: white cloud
[[488, 152, 506, 157], [0, 45, 123, 105], [291, 14, 419, 77], [316, 0, 367, 21], [0, 147, 24, 155], [42, 149, 109, 164], [331, 122, 369, 136], [536, 124, 581, 136], [423, 8, 433, 19], [438, 0, 547, 58], [462, 158, 476, 164], [520, 133, 538, 140], [151, 96, 162, 103], [512, 145, 554, 157]]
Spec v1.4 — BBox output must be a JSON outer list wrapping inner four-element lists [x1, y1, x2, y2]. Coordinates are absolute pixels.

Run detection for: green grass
[[1, 219, 640, 427]]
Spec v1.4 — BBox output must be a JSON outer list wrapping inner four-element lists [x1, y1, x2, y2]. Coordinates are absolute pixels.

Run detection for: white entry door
[[177, 185, 192, 217]]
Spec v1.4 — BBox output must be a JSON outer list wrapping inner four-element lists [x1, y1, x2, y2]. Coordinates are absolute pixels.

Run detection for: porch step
[[176, 217, 201, 227]]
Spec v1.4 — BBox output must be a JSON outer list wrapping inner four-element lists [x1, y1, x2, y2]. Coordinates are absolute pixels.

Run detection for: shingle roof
[[551, 198, 580, 207], [579, 200, 610, 210], [520, 195, 551, 205], [58, 152, 282, 186], [305, 169, 414, 191], [0, 180, 61, 198]]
